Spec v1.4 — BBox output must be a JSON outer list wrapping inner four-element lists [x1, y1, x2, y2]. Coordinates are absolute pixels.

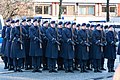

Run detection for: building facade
[[17, 0, 120, 22]]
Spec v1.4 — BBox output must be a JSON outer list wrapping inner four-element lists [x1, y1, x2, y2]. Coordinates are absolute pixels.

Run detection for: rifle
[[20, 26, 23, 50], [86, 29, 90, 52], [113, 25, 117, 43], [38, 26, 42, 48], [71, 27, 75, 51], [100, 28, 104, 52], [55, 23, 61, 51]]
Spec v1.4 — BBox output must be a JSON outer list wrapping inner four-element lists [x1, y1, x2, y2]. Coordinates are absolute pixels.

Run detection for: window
[[102, 7, 107, 12], [35, 6, 42, 14], [88, 6, 94, 15], [79, 6, 94, 15], [79, 7, 86, 15], [44, 6, 49, 14], [110, 7, 115, 12], [102, 6, 116, 12], [35, 5, 51, 14], [61, 6, 67, 14]]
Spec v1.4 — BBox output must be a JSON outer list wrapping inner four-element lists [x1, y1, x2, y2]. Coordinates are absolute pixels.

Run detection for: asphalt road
[[0, 56, 119, 80]]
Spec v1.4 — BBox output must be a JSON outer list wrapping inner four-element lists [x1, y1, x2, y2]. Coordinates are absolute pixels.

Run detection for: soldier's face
[[45, 22, 48, 27], [22, 22, 26, 26], [91, 27, 94, 30], [15, 22, 20, 26], [27, 22, 31, 25], [11, 23, 15, 28], [109, 27, 113, 31], [33, 21, 38, 26], [73, 25, 76, 29], [6, 22, 10, 25], [58, 25, 62, 28], [51, 24, 55, 28], [96, 26, 100, 30], [81, 26, 86, 29]]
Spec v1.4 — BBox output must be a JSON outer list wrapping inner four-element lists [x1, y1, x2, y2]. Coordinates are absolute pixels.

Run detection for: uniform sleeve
[[2, 26, 6, 38], [46, 28, 54, 41], [118, 31, 120, 41], [77, 31, 83, 43], [92, 31, 98, 43], [29, 27, 35, 39], [5, 28, 9, 40], [10, 28, 15, 41], [62, 29, 69, 42], [106, 32, 112, 43]]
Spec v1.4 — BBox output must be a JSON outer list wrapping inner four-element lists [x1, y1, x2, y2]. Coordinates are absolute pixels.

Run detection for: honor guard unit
[[1, 17, 120, 73]]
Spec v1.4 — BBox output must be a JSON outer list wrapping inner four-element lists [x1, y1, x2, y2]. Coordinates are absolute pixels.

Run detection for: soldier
[[86, 23, 92, 70], [29, 18, 43, 73], [40, 20, 49, 70], [105, 25, 116, 72], [71, 22, 79, 71], [24, 19, 32, 70], [21, 19, 31, 70], [4, 20, 15, 71], [77, 23, 89, 73], [89, 25, 95, 70], [46, 21, 59, 73], [92, 24, 103, 73], [62, 21, 74, 73], [57, 21, 64, 70], [10, 19, 26, 72], [100, 25, 107, 71], [1, 19, 11, 69]]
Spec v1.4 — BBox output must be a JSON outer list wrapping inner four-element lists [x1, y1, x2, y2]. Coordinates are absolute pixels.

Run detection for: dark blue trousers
[[32, 56, 41, 69], [93, 59, 101, 69], [107, 59, 115, 69], [48, 58, 57, 70], [13, 58, 23, 68], [64, 59, 73, 69]]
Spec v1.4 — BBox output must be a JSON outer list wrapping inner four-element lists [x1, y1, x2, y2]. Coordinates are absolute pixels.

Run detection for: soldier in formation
[[1, 17, 118, 73]]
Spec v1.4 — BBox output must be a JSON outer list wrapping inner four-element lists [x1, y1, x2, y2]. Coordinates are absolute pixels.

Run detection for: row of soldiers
[[0, 18, 118, 73]]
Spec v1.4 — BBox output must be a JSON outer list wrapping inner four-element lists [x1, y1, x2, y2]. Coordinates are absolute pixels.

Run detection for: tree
[[0, 0, 32, 19], [106, 0, 109, 22], [58, 0, 62, 19]]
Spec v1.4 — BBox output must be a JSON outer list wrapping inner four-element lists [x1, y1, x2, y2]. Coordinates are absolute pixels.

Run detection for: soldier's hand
[[36, 37, 42, 43], [17, 38, 23, 44], [70, 40, 75, 45], [55, 40, 61, 45], [99, 43, 104, 46], [96, 40, 100, 45], [111, 41, 115, 45], [84, 42, 90, 46]]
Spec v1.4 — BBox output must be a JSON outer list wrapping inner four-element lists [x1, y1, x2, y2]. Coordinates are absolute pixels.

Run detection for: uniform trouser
[[64, 59, 73, 69], [3, 56, 8, 63], [32, 56, 41, 69], [57, 55, 63, 68], [86, 59, 91, 68], [93, 59, 101, 70], [74, 58, 79, 68], [101, 58, 105, 68], [25, 55, 32, 67], [8, 57, 13, 66], [79, 59, 87, 69], [42, 55, 47, 68], [107, 59, 115, 69], [48, 58, 57, 70], [13, 58, 23, 68]]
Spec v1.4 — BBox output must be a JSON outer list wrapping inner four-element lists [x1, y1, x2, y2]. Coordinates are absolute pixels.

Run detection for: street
[[0, 56, 119, 80]]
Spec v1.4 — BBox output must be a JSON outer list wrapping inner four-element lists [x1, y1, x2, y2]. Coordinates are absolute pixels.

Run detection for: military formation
[[0, 17, 119, 73]]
